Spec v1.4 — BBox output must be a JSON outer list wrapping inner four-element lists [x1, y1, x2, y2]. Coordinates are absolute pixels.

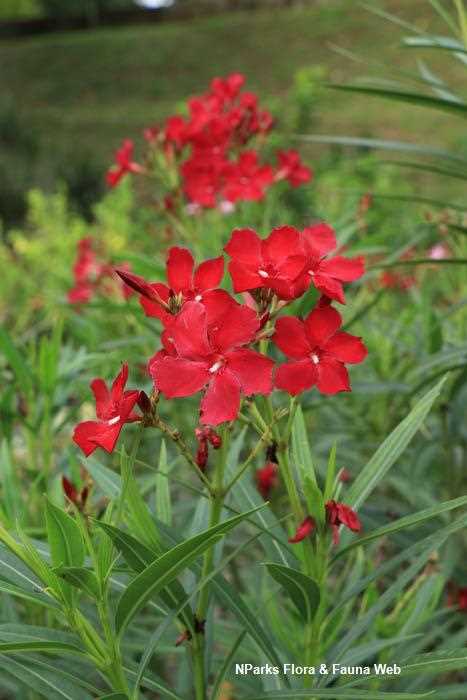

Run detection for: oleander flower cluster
[[106, 73, 312, 211], [68, 237, 133, 305], [73, 222, 366, 454]]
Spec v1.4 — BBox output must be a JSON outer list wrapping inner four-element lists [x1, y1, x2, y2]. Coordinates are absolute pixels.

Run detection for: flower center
[[258, 269, 269, 278], [194, 294, 202, 302], [209, 360, 223, 374], [107, 415, 121, 426], [308, 269, 315, 277], [311, 353, 320, 365]]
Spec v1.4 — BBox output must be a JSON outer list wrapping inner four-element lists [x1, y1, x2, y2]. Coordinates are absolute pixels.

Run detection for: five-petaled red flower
[[225, 227, 307, 300], [73, 364, 140, 456], [149, 301, 273, 425], [117, 246, 230, 326], [275, 150, 313, 187], [106, 139, 143, 188], [291, 224, 365, 304], [273, 305, 367, 395]]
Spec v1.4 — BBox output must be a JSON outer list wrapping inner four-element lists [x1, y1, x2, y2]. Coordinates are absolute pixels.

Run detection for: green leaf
[[1, 654, 95, 699], [155, 440, 172, 526], [0, 326, 32, 394], [334, 495, 467, 559], [401, 648, 467, 676], [95, 522, 157, 571], [329, 83, 467, 117], [265, 563, 320, 624], [45, 499, 85, 570], [211, 631, 246, 700], [98, 694, 128, 700], [121, 448, 160, 550], [115, 505, 264, 635], [244, 690, 430, 699], [292, 406, 317, 485], [0, 641, 84, 655], [97, 521, 194, 628], [55, 567, 100, 599], [346, 378, 445, 511], [84, 457, 121, 500]]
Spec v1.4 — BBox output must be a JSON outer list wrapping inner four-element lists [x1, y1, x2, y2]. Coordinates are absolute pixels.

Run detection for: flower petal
[[273, 317, 310, 359], [193, 256, 224, 291], [324, 331, 368, 364], [301, 223, 336, 256], [202, 289, 238, 325], [275, 359, 317, 395], [228, 260, 263, 293], [226, 348, 274, 395], [169, 301, 211, 359], [316, 358, 350, 394], [167, 247, 195, 293], [200, 370, 241, 425], [320, 255, 365, 282], [90, 379, 111, 420], [149, 353, 209, 398], [304, 305, 342, 348], [262, 226, 300, 265], [73, 421, 122, 456], [312, 273, 346, 304], [210, 303, 259, 352], [111, 363, 129, 403], [288, 516, 315, 543], [224, 228, 262, 265]]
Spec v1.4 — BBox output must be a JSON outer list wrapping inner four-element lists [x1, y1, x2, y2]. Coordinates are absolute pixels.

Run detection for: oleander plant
[[0, 6, 466, 699]]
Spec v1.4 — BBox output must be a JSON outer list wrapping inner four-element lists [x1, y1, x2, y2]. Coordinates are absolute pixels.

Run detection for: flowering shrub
[[0, 55, 466, 700]]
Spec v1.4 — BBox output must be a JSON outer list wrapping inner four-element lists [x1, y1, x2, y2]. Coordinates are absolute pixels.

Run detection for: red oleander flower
[[106, 139, 144, 187], [149, 301, 274, 425], [117, 246, 231, 326], [325, 500, 361, 545], [292, 224, 365, 304], [288, 516, 315, 543], [222, 151, 274, 203], [68, 238, 103, 304], [273, 305, 367, 395], [73, 364, 140, 456], [225, 226, 307, 300], [275, 149, 313, 187], [255, 461, 279, 500]]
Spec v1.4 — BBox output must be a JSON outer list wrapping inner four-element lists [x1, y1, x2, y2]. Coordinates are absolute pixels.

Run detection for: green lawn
[[0, 0, 465, 211]]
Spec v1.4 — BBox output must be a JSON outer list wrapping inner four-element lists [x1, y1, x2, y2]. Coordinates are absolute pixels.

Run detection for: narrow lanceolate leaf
[[115, 506, 265, 635], [121, 448, 160, 550], [1, 654, 95, 700], [45, 499, 85, 569], [98, 694, 128, 700], [329, 83, 467, 117], [97, 521, 194, 628], [292, 406, 317, 486], [94, 522, 157, 570], [265, 564, 320, 624], [400, 648, 467, 676], [346, 378, 445, 511], [0, 641, 84, 656], [244, 690, 430, 699], [55, 567, 100, 599], [334, 495, 467, 559]]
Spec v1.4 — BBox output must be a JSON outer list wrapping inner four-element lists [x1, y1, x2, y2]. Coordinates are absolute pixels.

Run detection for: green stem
[[192, 425, 230, 700]]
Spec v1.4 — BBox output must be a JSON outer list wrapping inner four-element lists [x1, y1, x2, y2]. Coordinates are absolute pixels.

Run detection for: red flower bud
[[62, 476, 79, 505], [288, 516, 315, 543]]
